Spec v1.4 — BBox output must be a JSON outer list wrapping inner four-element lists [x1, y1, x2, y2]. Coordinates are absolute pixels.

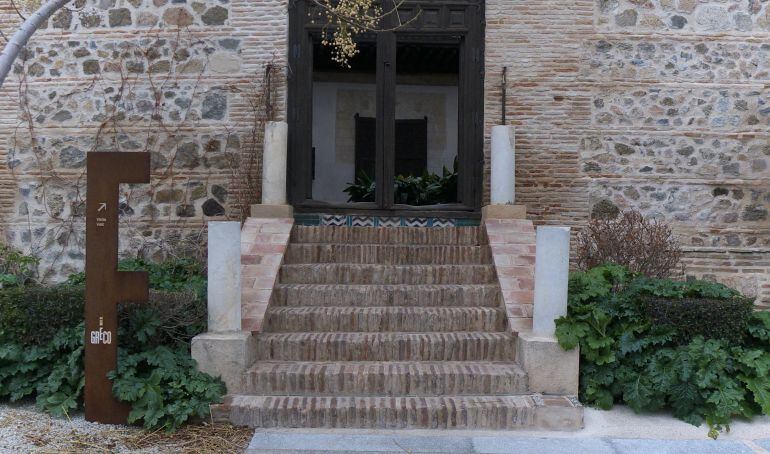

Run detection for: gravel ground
[[0, 403, 252, 453]]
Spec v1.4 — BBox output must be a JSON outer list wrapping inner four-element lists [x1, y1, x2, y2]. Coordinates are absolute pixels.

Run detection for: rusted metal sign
[[85, 152, 150, 424]]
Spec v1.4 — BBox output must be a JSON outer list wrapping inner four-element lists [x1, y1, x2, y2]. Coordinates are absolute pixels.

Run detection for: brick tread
[[290, 226, 485, 245], [272, 284, 501, 307], [263, 306, 506, 332], [232, 225, 584, 430], [284, 243, 492, 265], [255, 332, 516, 361], [244, 361, 528, 396], [218, 394, 583, 430], [279, 264, 497, 285]]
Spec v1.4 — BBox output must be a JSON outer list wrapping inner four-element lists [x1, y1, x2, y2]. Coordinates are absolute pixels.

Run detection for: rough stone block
[[250, 204, 294, 218], [482, 204, 527, 220], [516, 331, 579, 396], [191, 331, 257, 394]]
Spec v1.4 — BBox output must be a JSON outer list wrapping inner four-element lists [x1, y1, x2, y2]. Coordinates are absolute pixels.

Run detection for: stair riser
[[245, 364, 528, 396], [279, 265, 496, 285], [221, 396, 583, 430], [272, 285, 501, 307], [284, 244, 492, 265], [291, 226, 485, 245], [263, 308, 506, 332], [255, 334, 515, 361]]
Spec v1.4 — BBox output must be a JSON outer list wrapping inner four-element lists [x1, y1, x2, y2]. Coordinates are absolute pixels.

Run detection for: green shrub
[[67, 257, 206, 295], [641, 297, 753, 345], [118, 289, 207, 351], [0, 258, 220, 431], [0, 245, 39, 288], [110, 346, 225, 430], [0, 285, 84, 345], [118, 258, 206, 297], [555, 265, 770, 438]]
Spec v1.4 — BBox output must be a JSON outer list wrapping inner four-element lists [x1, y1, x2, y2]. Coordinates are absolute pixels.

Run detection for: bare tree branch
[[0, 0, 73, 89]]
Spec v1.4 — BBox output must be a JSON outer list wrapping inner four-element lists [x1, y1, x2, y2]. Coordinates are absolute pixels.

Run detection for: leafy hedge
[[641, 297, 753, 345], [0, 259, 223, 431], [0, 285, 84, 345], [556, 265, 770, 438]]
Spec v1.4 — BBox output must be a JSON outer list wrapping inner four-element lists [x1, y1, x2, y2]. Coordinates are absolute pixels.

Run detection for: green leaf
[[555, 320, 588, 350], [744, 377, 770, 415]]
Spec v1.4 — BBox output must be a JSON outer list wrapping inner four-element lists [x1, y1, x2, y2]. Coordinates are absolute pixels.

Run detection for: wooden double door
[[287, 0, 485, 217]]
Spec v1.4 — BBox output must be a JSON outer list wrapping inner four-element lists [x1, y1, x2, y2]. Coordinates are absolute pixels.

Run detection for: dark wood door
[[355, 116, 428, 180], [288, 0, 484, 216]]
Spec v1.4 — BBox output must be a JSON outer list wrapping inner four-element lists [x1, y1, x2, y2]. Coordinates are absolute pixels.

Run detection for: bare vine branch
[[310, 0, 420, 66]]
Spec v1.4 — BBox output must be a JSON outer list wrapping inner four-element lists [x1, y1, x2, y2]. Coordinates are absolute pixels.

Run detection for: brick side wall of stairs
[[484, 219, 537, 333], [240, 217, 294, 332]]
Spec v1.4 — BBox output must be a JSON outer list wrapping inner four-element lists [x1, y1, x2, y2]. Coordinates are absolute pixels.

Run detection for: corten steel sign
[[85, 152, 150, 424]]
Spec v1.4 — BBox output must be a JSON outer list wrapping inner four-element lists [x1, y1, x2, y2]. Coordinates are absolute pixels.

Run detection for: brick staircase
[[216, 225, 582, 430]]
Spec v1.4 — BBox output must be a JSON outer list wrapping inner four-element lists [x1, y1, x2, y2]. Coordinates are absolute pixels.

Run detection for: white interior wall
[[311, 82, 459, 204]]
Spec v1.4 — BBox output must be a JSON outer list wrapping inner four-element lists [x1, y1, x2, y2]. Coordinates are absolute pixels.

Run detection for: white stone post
[[490, 125, 515, 205], [191, 221, 255, 394], [207, 221, 241, 332], [517, 225, 579, 396], [262, 121, 288, 205], [533, 226, 570, 336]]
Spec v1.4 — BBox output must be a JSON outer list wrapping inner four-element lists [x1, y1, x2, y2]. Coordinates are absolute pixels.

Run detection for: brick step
[[214, 394, 583, 430], [279, 264, 496, 285], [284, 243, 493, 265], [255, 332, 515, 361], [244, 361, 528, 396], [263, 307, 506, 332], [291, 226, 485, 245], [272, 284, 501, 307]]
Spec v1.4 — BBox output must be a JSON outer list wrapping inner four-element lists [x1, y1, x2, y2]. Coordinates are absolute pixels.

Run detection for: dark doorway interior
[[355, 116, 428, 181]]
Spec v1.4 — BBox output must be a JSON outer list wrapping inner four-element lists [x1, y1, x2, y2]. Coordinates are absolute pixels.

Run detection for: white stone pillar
[[207, 221, 241, 332], [533, 226, 570, 336], [262, 121, 288, 205], [490, 125, 516, 205]]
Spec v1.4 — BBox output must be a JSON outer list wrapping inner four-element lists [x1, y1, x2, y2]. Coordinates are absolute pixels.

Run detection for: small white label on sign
[[90, 327, 112, 345]]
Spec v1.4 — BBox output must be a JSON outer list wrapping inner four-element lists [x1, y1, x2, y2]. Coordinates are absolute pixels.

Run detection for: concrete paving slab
[[471, 436, 613, 453], [608, 438, 755, 454], [248, 433, 399, 452], [248, 433, 474, 453]]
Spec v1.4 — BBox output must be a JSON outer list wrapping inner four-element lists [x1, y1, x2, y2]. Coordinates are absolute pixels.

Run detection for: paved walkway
[[245, 407, 770, 453]]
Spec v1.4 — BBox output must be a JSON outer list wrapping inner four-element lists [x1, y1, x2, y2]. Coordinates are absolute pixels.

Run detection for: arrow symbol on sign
[[98, 203, 107, 212]]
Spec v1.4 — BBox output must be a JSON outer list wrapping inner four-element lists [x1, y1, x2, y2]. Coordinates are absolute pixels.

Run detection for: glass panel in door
[[393, 41, 460, 206], [311, 39, 378, 204]]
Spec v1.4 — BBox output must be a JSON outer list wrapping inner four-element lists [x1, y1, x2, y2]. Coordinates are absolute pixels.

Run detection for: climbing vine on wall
[[6, 28, 282, 281]]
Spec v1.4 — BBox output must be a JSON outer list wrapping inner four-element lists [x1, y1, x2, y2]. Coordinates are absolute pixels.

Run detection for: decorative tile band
[[294, 214, 481, 228]]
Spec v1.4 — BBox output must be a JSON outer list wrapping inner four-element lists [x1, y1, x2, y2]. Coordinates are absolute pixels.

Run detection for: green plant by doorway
[[344, 159, 458, 205]]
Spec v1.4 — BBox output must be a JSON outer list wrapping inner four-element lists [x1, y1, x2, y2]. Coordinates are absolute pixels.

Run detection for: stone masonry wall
[[486, 0, 770, 308], [2, 0, 769, 307], [0, 0, 287, 280]]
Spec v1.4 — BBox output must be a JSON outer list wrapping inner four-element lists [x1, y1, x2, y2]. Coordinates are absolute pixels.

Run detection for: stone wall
[[0, 0, 288, 280], [485, 0, 770, 308], [2, 0, 769, 307]]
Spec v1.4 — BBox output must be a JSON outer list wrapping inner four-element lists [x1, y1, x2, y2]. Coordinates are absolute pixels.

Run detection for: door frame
[[287, 0, 485, 217]]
